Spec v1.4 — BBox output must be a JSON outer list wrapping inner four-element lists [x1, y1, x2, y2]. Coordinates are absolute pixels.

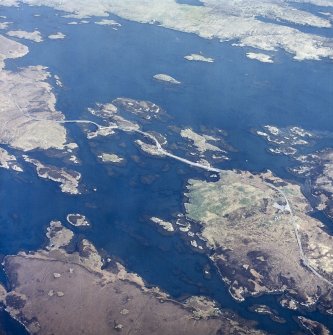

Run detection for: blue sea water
[[0, 4, 333, 334]]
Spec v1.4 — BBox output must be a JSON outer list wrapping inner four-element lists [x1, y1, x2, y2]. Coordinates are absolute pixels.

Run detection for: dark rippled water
[[0, 3, 333, 334]]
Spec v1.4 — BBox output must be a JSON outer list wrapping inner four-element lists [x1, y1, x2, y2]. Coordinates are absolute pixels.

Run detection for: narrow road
[[162, 151, 221, 173], [265, 182, 333, 287], [10, 92, 221, 174], [9, 93, 102, 129], [46, 113, 333, 285], [135, 129, 221, 173], [9, 94, 333, 286], [57, 119, 102, 128]]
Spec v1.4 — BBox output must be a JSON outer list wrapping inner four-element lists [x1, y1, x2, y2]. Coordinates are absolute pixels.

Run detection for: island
[[0, 221, 267, 335], [256, 125, 313, 156], [0, 1, 332, 334], [256, 125, 333, 220], [297, 316, 330, 335], [0, 147, 23, 172], [150, 217, 175, 232], [246, 52, 273, 63], [184, 54, 214, 63], [48, 32, 66, 40], [66, 214, 90, 227], [87, 98, 230, 171], [2, 0, 333, 63], [6, 30, 43, 42], [98, 153, 124, 164], [153, 74, 181, 85], [184, 169, 333, 311], [180, 128, 224, 155], [24, 156, 81, 195], [0, 35, 69, 153], [249, 305, 285, 324]]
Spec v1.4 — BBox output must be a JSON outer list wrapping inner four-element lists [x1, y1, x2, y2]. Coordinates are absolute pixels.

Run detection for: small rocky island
[[66, 214, 90, 227], [7, 29, 43, 42], [48, 32, 66, 40], [150, 217, 175, 232], [98, 153, 124, 164], [24, 156, 81, 195], [246, 52, 273, 63], [153, 74, 181, 84], [184, 54, 214, 63], [0, 147, 23, 172]]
